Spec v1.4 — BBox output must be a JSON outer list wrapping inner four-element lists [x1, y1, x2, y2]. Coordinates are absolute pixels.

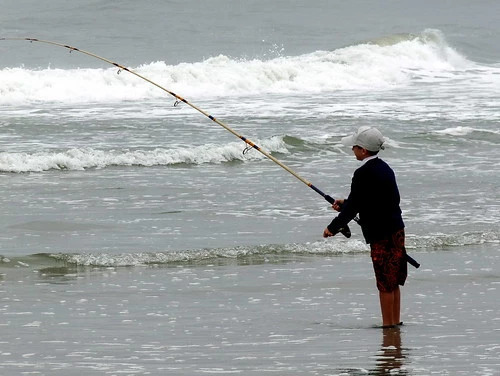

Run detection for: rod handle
[[406, 254, 420, 269]]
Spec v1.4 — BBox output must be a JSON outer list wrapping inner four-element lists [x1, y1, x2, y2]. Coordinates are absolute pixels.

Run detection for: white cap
[[341, 126, 385, 152]]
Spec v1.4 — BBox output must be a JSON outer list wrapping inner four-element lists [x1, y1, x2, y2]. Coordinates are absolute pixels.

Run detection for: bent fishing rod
[[1, 37, 419, 268]]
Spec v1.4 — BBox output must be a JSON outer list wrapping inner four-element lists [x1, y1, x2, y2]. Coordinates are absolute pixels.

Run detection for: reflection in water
[[336, 326, 410, 376], [372, 327, 408, 375]]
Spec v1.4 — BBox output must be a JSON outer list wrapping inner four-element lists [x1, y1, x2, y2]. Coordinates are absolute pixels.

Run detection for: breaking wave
[[0, 135, 288, 172], [1, 230, 498, 268], [0, 29, 478, 104]]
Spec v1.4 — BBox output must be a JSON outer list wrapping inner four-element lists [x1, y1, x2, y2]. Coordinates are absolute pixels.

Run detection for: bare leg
[[379, 287, 401, 327], [393, 287, 401, 324], [379, 291, 395, 327]]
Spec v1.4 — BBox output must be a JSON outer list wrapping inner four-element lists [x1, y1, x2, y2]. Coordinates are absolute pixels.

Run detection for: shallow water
[[1, 245, 499, 375], [1, 1, 499, 375]]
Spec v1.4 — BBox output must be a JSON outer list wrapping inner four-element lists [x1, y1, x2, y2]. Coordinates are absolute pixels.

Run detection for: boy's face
[[352, 145, 369, 161]]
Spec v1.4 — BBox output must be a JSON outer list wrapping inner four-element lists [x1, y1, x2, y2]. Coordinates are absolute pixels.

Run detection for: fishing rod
[[1, 37, 419, 268]]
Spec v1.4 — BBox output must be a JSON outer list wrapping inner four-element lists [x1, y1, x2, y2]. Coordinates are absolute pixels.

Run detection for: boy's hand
[[332, 199, 345, 212], [323, 228, 334, 238]]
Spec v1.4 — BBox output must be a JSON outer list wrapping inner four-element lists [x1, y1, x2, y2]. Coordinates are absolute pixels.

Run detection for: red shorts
[[370, 229, 408, 292]]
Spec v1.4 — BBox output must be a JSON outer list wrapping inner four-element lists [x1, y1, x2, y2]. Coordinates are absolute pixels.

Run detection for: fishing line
[[1, 37, 419, 267]]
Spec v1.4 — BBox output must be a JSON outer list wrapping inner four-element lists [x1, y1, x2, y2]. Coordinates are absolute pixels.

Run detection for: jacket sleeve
[[327, 170, 362, 234]]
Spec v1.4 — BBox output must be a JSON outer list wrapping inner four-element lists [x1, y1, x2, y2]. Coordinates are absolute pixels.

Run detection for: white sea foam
[[0, 136, 288, 172], [434, 126, 500, 136], [49, 240, 369, 267], [0, 30, 478, 104], [39, 230, 498, 267]]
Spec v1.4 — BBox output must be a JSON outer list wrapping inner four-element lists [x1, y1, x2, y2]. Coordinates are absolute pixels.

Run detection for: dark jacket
[[327, 157, 404, 244]]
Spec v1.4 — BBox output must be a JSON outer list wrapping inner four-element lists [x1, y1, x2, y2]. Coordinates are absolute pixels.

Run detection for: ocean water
[[1, 1, 499, 375]]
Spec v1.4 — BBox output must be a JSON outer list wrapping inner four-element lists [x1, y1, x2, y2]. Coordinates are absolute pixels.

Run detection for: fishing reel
[[324, 194, 351, 238], [339, 225, 351, 238]]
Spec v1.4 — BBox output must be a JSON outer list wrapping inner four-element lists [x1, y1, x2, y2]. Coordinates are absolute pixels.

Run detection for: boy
[[323, 126, 407, 328]]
